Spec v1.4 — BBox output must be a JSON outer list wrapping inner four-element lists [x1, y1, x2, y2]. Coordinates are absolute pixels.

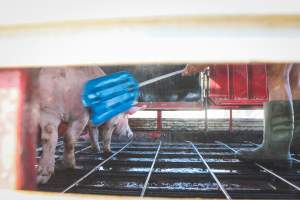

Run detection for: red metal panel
[[209, 64, 229, 98], [248, 64, 268, 99], [0, 69, 36, 190], [209, 64, 268, 106], [157, 110, 162, 131], [18, 69, 38, 190], [230, 64, 248, 99]]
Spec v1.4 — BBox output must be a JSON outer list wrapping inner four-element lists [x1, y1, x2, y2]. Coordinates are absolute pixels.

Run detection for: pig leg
[[89, 123, 100, 153], [101, 126, 114, 154], [63, 117, 88, 168], [37, 112, 60, 184]]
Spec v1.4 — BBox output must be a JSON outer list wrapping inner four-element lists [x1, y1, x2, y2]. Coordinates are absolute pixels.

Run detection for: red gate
[[209, 64, 268, 107]]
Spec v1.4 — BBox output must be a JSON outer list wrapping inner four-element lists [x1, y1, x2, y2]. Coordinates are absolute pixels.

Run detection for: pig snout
[[126, 128, 133, 140], [115, 126, 133, 141], [112, 113, 134, 140]]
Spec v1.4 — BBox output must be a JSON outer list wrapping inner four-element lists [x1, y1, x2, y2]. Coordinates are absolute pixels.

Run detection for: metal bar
[[188, 141, 232, 200], [215, 141, 300, 192], [229, 109, 233, 133], [62, 141, 132, 193], [202, 69, 209, 133], [204, 102, 208, 132], [140, 141, 162, 197], [136, 101, 263, 110], [215, 141, 238, 153], [255, 163, 300, 191], [74, 145, 91, 154], [247, 141, 300, 164], [139, 69, 184, 88], [156, 110, 162, 132], [292, 158, 300, 163], [54, 145, 92, 161]]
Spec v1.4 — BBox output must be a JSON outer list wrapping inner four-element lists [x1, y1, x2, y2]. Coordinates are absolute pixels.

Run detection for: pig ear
[[126, 105, 147, 115]]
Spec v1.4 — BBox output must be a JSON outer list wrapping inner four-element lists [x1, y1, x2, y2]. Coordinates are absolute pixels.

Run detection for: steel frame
[[38, 140, 300, 198]]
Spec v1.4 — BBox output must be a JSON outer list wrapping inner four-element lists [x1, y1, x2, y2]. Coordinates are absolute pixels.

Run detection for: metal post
[[203, 68, 210, 133], [157, 110, 162, 132], [229, 109, 233, 133], [204, 103, 208, 132]]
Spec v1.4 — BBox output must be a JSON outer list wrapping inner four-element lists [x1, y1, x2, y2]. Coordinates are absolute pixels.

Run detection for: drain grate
[[37, 138, 300, 199]]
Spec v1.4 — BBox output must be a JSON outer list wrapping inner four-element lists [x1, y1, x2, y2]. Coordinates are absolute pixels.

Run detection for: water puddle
[[149, 182, 219, 191]]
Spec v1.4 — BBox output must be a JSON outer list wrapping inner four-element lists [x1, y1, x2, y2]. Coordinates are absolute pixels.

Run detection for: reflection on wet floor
[[37, 139, 300, 198]]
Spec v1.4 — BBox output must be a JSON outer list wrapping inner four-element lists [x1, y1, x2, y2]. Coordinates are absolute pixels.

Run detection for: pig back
[[39, 67, 105, 121]]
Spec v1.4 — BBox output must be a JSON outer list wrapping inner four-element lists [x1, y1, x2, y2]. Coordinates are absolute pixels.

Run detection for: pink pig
[[37, 67, 144, 184]]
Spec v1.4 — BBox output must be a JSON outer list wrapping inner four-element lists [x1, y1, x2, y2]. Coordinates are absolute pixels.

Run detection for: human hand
[[182, 64, 208, 76]]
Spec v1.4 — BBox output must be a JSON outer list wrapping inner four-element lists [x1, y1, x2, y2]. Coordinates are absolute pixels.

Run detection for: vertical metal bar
[[188, 141, 232, 200], [156, 110, 162, 132], [215, 141, 300, 192], [140, 141, 161, 197], [62, 141, 132, 193], [204, 104, 208, 132], [246, 64, 249, 99], [229, 109, 233, 133], [204, 68, 210, 133]]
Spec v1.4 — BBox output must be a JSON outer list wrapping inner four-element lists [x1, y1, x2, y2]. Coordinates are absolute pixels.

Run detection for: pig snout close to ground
[[89, 105, 147, 154], [37, 67, 142, 184]]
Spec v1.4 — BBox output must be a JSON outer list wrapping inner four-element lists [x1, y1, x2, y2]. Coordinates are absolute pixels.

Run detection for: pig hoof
[[62, 160, 76, 169], [91, 145, 101, 153], [103, 151, 112, 158], [37, 166, 54, 184]]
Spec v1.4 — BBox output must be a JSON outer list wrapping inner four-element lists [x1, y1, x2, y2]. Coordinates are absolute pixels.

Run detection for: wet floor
[[37, 138, 300, 199]]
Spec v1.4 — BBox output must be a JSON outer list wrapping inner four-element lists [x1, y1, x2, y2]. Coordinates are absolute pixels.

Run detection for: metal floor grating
[[37, 138, 300, 199]]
